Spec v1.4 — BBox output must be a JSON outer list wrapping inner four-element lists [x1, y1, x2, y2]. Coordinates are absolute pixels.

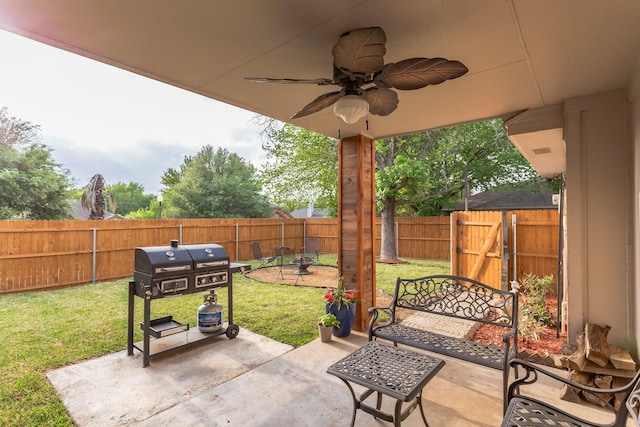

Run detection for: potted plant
[[324, 277, 358, 337], [318, 313, 340, 342]]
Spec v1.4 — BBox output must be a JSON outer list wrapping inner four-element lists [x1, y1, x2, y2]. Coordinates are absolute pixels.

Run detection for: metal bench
[[502, 358, 640, 427], [368, 274, 519, 412]]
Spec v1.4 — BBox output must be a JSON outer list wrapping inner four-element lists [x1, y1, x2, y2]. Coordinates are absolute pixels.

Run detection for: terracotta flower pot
[[318, 324, 333, 342]]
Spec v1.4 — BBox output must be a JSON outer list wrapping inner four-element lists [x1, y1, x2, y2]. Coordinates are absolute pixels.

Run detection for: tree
[[125, 199, 163, 219], [375, 119, 540, 259], [259, 117, 542, 260], [257, 118, 338, 216], [107, 182, 155, 216], [0, 107, 73, 219], [161, 145, 271, 218]]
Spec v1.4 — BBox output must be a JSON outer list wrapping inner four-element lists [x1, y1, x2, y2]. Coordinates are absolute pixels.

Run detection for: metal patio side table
[[326, 341, 445, 427]]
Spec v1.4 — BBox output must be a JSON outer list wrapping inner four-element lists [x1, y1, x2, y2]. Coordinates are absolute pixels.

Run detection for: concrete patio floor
[[47, 328, 621, 426]]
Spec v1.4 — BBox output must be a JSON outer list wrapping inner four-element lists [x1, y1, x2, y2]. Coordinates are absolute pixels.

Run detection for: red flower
[[324, 279, 358, 307]]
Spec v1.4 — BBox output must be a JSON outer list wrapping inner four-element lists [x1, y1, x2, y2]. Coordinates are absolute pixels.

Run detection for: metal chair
[[300, 237, 321, 264], [249, 241, 276, 268], [502, 358, 640, 427]]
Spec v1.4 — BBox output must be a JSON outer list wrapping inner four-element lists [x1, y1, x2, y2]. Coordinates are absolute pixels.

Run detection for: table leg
[[339, 378, 358, 427], [417, 390, 429, 427], [394, 399, 403, 427]]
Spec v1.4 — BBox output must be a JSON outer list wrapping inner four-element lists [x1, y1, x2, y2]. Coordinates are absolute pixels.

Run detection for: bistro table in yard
[[326, 341, 445, 427]]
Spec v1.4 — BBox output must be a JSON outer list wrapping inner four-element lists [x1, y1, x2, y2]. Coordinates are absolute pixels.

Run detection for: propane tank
[[197, 292, 223, 333]]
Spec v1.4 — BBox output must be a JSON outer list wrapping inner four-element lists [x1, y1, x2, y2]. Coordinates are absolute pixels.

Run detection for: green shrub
[[517, 273, 554, 342]]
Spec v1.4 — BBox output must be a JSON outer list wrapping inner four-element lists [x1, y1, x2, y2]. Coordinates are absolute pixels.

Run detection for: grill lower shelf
[[132, 325, 230, 357]]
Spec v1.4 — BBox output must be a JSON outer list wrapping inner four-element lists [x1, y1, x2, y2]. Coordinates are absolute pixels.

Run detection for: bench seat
[[371, 323, 505, 370]]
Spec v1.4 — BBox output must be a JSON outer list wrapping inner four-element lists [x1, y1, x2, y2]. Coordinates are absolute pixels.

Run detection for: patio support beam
[[338, 134, 376, 332]]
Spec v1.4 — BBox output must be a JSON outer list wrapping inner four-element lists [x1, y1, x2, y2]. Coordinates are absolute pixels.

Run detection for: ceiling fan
[[245, 27, 468, 124]]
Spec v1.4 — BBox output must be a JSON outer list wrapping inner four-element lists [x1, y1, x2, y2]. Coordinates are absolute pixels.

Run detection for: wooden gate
[[451, 211, 506, 289]]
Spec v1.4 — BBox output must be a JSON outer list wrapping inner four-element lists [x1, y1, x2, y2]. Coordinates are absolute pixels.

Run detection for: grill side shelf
[[142, 316, 189, 338]]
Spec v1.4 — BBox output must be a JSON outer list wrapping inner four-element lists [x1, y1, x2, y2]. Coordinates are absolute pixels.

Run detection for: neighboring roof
[[271, 206, 294, 219], [450, 189, 557, 212], [290, 207, 327, 219], [68, 200, 116, 220]]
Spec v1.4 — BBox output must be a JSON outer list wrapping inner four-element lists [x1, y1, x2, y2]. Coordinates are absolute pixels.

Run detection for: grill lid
[[134, 241, 193, 276], [184, 244, 229, 269]]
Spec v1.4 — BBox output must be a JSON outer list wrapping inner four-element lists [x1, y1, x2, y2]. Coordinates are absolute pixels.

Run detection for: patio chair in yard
[[250, 241, 276, 268], [300, 237, 321, 264]]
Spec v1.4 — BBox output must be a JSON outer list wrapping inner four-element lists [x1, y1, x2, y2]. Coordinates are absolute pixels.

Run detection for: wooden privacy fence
[[451, 209, 560, 290], [0, 211, 556, 294], [0, 218, 307, 293]]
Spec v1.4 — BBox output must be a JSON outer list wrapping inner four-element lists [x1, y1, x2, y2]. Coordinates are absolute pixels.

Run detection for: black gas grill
[[133, 240, 230, 299], [128, 240, 249, 367]]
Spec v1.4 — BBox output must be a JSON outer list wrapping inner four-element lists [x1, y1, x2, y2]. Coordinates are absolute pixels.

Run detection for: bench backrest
[[393, 275, 518, 329]]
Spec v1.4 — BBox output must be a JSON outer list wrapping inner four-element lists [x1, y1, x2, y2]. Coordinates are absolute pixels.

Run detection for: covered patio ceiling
[[0, 1, 639, 175]]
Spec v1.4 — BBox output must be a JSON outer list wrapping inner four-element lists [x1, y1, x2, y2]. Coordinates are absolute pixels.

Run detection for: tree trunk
[[379, 197, 397, 260]]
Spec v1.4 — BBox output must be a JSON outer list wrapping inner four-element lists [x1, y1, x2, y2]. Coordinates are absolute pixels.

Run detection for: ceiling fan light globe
[[333, 95, 369, 124]]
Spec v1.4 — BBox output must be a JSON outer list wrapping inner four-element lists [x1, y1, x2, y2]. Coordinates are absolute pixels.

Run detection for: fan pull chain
[[337, 129, 341, 139]]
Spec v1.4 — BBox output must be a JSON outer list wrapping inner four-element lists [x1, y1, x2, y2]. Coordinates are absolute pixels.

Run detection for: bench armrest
[[367, 305, 393, 340], [502, 329, 518, 360]]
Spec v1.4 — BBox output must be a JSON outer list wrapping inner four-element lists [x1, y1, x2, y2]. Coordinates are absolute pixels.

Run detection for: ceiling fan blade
[[332, 27, 386, 75], [245, 77, 335, 86], [363, 87, 399, 116], [374, 58, 468, 90], [291, 91, 344, 119]]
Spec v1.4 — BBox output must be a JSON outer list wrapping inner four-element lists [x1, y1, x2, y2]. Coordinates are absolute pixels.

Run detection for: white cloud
[[0, 29, 267, 194]]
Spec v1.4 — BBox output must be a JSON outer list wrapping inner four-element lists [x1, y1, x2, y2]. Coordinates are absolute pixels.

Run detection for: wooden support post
[[338, 134, 376, 332]]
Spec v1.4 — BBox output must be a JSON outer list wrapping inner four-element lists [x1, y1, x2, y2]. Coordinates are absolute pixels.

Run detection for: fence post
[[449, 214, 455, 274], [179, 223, 183, 245], [92, 227, 97, 284], [512, 213, 517, 282], [502, 211, 509, 290], [235, 223, 239, 261]]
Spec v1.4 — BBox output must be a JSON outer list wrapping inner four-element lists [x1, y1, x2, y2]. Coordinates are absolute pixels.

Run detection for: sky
[[0, 30, 267, 195]]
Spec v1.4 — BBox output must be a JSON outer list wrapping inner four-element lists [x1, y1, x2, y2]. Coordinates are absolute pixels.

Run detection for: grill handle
[[157, 265, 191, 273], [197, 261, 228, 268]]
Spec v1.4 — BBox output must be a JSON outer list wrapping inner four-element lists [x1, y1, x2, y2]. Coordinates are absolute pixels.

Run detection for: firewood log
[[594, 374, 612, 389], [583, 390, 613, 407], [609, 344, 637, 371], [559, 384, 581, 402], [570, 370, 593, 386], [585, 323, 610, 367], [581, 360, 637, 378], [567, 346, 587, 372], [613, 376, 632, 410]]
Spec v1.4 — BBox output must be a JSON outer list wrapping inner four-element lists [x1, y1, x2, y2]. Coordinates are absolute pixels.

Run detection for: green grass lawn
[[0, 256, 448, 426]]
